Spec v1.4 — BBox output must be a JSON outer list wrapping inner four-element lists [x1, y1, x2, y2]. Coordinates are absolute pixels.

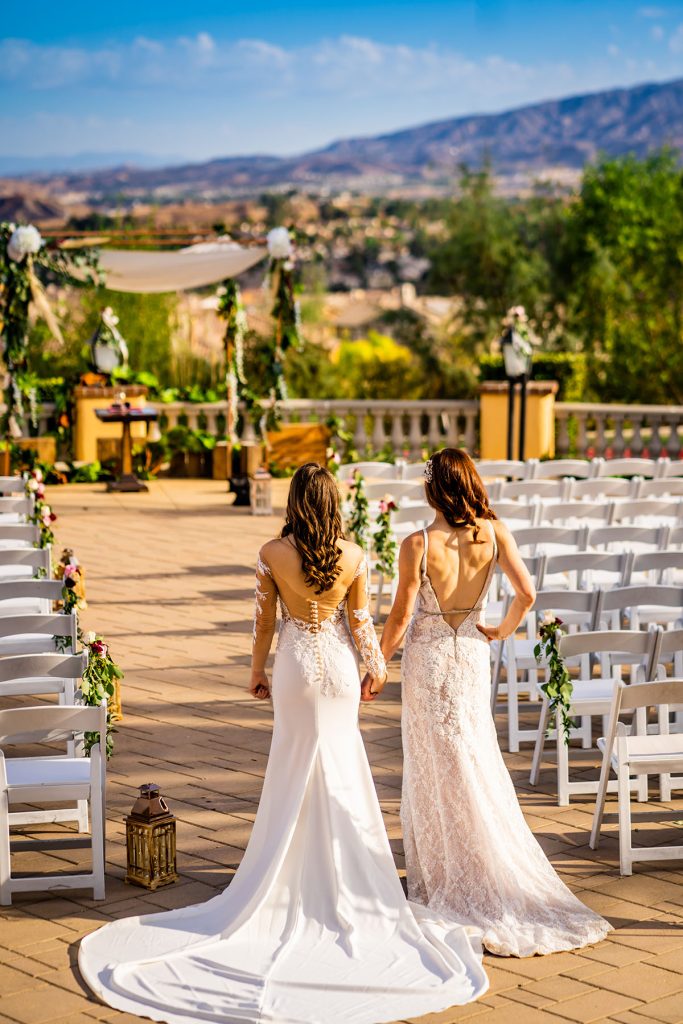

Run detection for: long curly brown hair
[[282, 463, 344, 594], [425, 448, 496, 542]]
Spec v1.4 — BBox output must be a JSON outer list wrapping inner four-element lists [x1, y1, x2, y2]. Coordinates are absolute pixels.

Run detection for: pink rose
[[63, 563, 78, 578]]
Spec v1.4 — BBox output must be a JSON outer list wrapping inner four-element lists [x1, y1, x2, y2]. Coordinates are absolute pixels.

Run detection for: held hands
[[249, 670, 271, 701], [360, 670, 387, 702]]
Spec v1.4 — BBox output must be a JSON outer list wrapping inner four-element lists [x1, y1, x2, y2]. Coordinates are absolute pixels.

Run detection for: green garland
[[0, 222, 101, 437], [346, 471, 371, 550], [24, 468, 57, 548], [81, 632, 123, 758], [534, 617, 574, 744], [374, 497, 399, 578]]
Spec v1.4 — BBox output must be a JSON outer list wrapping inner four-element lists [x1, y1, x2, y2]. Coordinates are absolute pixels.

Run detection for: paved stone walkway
[[1, 479, 683, 1024]]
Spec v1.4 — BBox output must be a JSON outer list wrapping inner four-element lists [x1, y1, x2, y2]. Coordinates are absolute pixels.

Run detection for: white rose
[[84, 630, 96, 644], [101, 306, 119, 329], [267, 226, 293, 260], [26, 479, 39, 492], [7, 224, 43, 262]]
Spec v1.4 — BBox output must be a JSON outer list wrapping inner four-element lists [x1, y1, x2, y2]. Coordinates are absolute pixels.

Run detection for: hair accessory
[[424, 459, 433, 482]]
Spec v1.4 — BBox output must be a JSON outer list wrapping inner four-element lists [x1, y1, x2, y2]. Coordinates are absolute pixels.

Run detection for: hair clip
[[424, 459, 433, 482]]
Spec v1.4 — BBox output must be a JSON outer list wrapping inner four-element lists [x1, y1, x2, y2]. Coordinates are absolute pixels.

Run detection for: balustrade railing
[[12, 397, 683, 463], [555, 403, 683, 460]]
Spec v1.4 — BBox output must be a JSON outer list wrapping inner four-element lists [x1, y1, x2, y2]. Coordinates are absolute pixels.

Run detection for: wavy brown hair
[[425, 448, 496, 542], [282, 463, 344, 594]]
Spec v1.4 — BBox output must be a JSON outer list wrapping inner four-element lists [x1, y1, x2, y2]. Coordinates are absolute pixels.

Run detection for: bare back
[[422, 519, 497, 632]]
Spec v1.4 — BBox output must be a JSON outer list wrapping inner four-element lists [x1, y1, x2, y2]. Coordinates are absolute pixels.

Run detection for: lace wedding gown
[[401, 523, 612, 958], [79, 539, 488, 1023]]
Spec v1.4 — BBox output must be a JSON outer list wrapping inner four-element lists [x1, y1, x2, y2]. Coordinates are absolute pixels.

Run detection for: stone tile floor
[[1, 478, 682, 1024]]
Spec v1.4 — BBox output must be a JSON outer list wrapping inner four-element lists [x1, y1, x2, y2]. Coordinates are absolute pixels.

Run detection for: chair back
[[513, 526, 588, 554], [494, 502, 539, 527], [647, 627, 683, 680], [559, 628, 657, 663], [338, 462, 396, 482], [658, 458, 683, 480], [0, 477, 27, 495], [631, 550, 683, 583], [636, 478, 683, 500], [475, 460, 527, 480], [539, 501, 612, 526], [529, 459, 592, 480], [617, 677, 683, 712], [602, 584, 683, 614], [571, 478, 636, 501], [587, 524, 668, 551], [595, 457, 658, 479], [532, 588, 598, 618], [0, 580, 63, 605], [0, 525, 40, 546], [365, 481, 423, 502], [499, 479, 568, 502], [611, 499, 683, 524], [0, 612, 77, 648], [391, 505, 432, 527], [544, 550, 632, 588], [402, 462, 430, 480], [0, 548, 51, 574], [0, 702, 105, 747], [0, 652, 87, 684]]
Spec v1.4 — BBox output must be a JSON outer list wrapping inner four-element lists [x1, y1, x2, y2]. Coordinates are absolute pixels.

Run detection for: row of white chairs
[[0, 479, 106, 905], [339, 456, 683, 485]]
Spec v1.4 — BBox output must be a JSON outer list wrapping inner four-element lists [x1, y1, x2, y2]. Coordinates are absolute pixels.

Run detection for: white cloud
[[607, 44, 620, 56], [669, 22, 683, 51], [638, 6, 667, 17], [651, 24, 665, 40]]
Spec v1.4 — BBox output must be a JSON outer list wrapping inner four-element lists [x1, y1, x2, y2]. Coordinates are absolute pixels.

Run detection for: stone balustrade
[[555, 402, 683, 459], [14, 397, 683, 463]]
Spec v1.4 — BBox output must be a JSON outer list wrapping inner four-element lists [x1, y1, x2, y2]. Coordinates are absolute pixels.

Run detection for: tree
[[561, 151, 683, 404]]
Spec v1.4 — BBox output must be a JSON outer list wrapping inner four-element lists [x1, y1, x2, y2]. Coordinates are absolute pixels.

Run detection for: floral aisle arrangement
[[81, 631, 124, 757], [374, 497, 399, 580], [534, 616, 574, 744], [346, 471, 371, 550], [0, 221, 101, 440], [56, 548, 87, 613], [498, 304, 539, 375], [24, 468, 57, 547]]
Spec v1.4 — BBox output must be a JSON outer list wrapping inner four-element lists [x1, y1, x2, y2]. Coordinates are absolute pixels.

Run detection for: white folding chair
[[0, 652, 86, 704], [402, 462, 430, 480], [0, 612, 78, 656], [570, 478, 638, 502], [365, 481, 425, 506], [0, 525, 40, 549], [594, 457, 659, 479], [0, 579, 63, 617], [475, 459, 528, 481], [590, 678, 683, 874], [610, 498, 683, 527], [636, 478, 683, 500], [657, 458, 683, 480], [0, 701, 106, 904], [495, 588, 599, 753], [338, 462, 396, 483], [530, 629, 657, 805], [538, 500, 613, 528], [513, 526, 588, 558], [0, 478, 28, 496], [630, 551, 683, 587], [599, 584, 683, 631], [647, 629, 683, 796], [528, 458, 593, 480], [542, 550, 633, 591], [390, 504, 432, 542], [499, 479, 570, 503], [587, 524, 669, 554], [494, 501, 540, 529], [0, 548, 51, 581]]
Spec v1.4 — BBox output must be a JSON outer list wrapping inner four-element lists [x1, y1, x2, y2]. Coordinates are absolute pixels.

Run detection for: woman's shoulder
[[258, 537, 285, 564], [338, 538, 365, 563], [400, 530, 426, 557]]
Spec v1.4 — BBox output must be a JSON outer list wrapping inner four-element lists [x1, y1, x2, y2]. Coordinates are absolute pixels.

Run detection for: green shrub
[[478, 352, 587, 401]]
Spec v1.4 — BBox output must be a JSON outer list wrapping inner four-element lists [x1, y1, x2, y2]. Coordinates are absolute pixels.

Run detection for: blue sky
[[2, 1, 683, 167]]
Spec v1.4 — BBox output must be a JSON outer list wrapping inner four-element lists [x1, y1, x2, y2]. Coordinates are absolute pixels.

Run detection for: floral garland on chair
[[25, 468, 57, 547], [374, 497, 399, 579], [534, 616, 574, 744], [346, 471, 371, 551]]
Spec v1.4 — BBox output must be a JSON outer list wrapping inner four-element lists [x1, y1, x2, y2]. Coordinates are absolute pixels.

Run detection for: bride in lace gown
[[369, 449, 611, 958], [79, 463, 488, 1024]]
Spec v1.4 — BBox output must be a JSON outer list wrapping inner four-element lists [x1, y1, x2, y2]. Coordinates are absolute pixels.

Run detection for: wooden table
[[94, 406, 158, 492]]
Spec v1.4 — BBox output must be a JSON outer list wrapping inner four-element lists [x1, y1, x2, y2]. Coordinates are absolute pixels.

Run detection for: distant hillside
[[6, 77, 683, 197]]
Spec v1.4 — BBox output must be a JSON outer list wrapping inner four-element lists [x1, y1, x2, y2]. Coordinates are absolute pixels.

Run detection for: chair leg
[[528, 667, 540, 702], [77, 800, 89, 833], [660, 771, 672, 803], [618, 766, 634, 876], [580, 714, 592, 749], [0, 790, 12, 906], [530, 697, 550, 785], [557, 730, 571, 807], [90, 755, 106, 901], [507, 669, 520, 754], [590, 750, 612, 850]]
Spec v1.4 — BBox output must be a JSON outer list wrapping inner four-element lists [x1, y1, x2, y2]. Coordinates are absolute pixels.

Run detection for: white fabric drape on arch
[[97, 244, 267, 294]]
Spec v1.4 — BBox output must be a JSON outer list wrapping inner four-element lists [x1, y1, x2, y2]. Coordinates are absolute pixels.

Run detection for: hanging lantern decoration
[[125, 783, 179, 890], [250, 466, 273, 516], [89, 306, 129, 378]]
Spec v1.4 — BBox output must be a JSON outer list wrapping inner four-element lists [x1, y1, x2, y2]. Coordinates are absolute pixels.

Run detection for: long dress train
[[401, 523, 612, 958], [79, 543, 488, 1023]]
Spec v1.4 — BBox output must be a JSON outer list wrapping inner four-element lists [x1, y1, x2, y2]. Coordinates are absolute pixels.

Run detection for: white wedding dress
[[401, 523, 612, 957], [79, 540, 488, 1023]]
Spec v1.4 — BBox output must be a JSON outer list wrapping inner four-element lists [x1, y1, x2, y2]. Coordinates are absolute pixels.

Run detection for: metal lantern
[[125, 783, 179, 890], [250, 467, 273, 516]]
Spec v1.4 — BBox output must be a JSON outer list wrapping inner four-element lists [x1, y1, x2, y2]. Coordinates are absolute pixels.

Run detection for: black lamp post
[[501, 326, 533, 462]]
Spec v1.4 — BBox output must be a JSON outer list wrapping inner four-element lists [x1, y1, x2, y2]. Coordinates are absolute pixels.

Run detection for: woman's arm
[[379, 533, 423, 664], [346, 555, 387, 696], [476, 520, 536, 643], [251, 550, 278, 699]]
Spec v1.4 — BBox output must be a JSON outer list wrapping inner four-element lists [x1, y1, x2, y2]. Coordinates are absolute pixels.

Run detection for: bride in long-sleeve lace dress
[[79, 463, 488, 1024], [372, 448, 612, 958]]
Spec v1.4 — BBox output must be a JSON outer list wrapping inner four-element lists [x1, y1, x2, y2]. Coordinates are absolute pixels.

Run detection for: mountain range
[[4, 76, 683, 196]]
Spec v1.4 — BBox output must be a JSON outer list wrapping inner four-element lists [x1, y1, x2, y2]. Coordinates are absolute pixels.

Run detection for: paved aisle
[[0, 480, 682, 1024]]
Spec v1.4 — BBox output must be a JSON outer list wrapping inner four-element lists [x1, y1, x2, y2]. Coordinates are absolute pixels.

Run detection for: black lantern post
[[500, 319, 533, 462]]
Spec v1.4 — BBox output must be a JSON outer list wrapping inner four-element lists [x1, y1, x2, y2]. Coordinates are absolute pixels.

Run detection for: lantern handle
[[159, 796, 169, 812]]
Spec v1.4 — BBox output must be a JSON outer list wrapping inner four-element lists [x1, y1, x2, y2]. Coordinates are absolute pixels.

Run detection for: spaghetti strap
[[421, 527, 428, 578], [489, 519, 498, 561]]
